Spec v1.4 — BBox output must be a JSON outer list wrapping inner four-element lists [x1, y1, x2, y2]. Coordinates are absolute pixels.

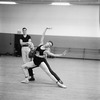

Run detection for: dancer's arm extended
[[39, 28, 51, 46], [44, 49, 67, 57]]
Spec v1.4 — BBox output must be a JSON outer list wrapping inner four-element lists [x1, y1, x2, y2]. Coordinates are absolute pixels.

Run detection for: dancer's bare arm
[[44, 50, 67, 57]]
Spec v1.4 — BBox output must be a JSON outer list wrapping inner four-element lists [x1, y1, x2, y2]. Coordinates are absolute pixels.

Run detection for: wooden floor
[[0, 56, 100, 100]]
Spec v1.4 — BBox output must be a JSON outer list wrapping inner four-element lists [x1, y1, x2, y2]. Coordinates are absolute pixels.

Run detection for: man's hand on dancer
[[28, 42, 34, 50]]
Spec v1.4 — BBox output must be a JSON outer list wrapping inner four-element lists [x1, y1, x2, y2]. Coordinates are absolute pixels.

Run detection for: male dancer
[[20, 27, 35, 81]]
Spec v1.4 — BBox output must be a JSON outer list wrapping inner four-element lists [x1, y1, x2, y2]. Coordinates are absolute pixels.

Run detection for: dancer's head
[[44, 41, 53, 48]]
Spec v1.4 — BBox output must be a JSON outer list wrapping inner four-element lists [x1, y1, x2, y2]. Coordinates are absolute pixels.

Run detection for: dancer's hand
[[46, 27, 52, 30], [62, 50, 67, 56]]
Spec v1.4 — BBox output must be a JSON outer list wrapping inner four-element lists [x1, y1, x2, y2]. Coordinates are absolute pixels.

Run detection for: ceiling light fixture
[[0, 1, 17, 4], [50, 2, 71, 6]]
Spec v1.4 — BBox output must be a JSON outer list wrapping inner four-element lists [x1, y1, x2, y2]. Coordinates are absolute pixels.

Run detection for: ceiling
[[1, 0, 100, 5]]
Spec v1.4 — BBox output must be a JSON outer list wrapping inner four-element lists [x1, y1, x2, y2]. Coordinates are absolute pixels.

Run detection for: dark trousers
[[28, 58, 61, 82], [28, 68, 33, 77], [43, 59, 61, 82]]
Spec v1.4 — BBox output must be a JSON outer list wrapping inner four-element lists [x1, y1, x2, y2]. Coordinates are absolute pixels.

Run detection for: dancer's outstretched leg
[[40, 62, 66, 88], [44, 59, 63, 84]]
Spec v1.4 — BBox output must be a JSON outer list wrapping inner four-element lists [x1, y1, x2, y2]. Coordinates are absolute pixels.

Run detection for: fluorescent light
[[0, 1, 17, 4], [50, 2, 71, 6]]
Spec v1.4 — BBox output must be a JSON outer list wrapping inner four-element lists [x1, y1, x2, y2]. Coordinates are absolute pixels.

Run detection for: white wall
[[0, 6, 2, 31], [0, 4, 99, 37]]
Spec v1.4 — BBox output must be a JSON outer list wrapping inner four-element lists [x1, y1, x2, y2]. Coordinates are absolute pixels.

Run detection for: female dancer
[[21, 28, 67, 88]]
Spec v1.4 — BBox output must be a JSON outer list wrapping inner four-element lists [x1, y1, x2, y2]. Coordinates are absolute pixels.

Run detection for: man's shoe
[[21, 78, 29, 84], [29, 77, 35, 81]]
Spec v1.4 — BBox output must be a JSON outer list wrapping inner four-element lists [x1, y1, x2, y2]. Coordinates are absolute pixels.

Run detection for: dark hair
[[48, 41, 53, 46], [22, 27, 27, 31]]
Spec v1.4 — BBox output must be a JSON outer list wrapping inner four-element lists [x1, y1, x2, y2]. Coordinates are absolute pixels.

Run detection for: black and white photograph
[[0, 0, 100, 100]]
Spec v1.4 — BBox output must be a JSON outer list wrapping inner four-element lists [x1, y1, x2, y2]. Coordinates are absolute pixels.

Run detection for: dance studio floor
[[0, 56, 100, 100]]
